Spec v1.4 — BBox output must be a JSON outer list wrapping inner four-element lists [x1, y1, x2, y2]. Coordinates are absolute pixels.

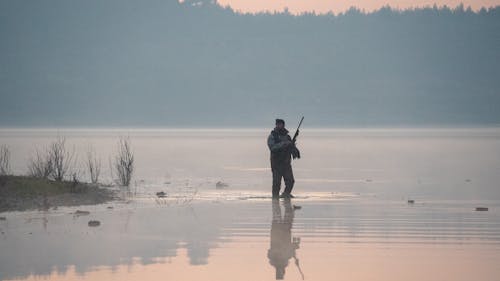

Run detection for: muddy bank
[[0, 175, 117, 212]]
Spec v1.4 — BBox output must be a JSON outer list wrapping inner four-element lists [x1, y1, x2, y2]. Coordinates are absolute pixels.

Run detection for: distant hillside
[[1, 0, 499, 127]]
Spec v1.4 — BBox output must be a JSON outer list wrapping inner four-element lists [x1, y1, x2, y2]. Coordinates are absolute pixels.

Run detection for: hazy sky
[[1, 0, 499, 127], [217, 0, 500, 14]]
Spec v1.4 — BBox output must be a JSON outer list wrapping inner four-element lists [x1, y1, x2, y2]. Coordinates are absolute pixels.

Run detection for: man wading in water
[[267, 118, 303, 198]]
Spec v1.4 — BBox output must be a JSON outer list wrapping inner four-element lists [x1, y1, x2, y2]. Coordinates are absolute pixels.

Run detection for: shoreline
[[0, 175, 117, 213]]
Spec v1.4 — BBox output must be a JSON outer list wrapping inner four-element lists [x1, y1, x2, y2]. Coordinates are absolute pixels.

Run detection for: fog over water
[[1, 128, 499, 200]]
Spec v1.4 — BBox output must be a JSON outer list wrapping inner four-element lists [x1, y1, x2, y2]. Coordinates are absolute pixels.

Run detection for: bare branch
[[114, 137, 134, 187], [49, 136, 75, 181], [86, 145, 101, 184], [28, 137, 76, 181], [0, 144, 11, 176], [27, 147, 53, 178]]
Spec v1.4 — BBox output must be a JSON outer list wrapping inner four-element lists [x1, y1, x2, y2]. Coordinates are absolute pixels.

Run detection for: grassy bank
[[0, 175, 116, 213]]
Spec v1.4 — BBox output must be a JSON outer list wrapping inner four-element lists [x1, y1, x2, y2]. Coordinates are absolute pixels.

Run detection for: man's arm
[[267, 134, 291, 152]]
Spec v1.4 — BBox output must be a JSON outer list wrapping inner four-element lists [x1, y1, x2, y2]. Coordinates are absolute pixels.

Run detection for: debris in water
[[156, 191, 167, 198], [408, 200, 415, 204], [216, 181, 229, 189], [475, 207, 488, 211], [74, 210, 90, 216], [88, 220, 101, 227], [465, 179, 472, 182], [107, 206, 114, 209]]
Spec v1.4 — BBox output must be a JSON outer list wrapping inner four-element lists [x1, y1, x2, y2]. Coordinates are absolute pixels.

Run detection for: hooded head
[[275, 119, 285, 130]]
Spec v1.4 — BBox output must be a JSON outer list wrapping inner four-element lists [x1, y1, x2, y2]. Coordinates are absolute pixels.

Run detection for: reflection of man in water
[[268, 198, 301, 280]]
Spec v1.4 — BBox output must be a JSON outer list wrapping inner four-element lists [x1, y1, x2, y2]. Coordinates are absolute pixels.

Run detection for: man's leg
[[271, 163, 283, 198], [283, 163, 295, 195]]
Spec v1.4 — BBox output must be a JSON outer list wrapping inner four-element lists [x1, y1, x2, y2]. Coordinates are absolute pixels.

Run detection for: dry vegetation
[[0, 144, 11, 176], [113, 137, 134, 187], [0, 136, 136, 212]]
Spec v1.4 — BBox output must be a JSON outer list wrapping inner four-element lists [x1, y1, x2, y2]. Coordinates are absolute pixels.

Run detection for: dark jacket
[[267, 128, 292, 164]]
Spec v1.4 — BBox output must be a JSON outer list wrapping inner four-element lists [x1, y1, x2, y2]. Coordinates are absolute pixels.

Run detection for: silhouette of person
[[268, 198, 301, 280], [267, 119, 299, 198]]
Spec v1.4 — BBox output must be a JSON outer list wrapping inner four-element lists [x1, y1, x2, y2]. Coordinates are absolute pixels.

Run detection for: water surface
[[1, 128, 499, 280]]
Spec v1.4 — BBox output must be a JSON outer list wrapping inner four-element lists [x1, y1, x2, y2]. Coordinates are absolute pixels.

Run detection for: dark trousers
[[271, 159, 295, 197]]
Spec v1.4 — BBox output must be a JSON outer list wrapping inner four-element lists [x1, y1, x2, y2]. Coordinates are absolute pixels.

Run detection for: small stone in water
[[74, 210, 90, 216], [88, 220, 101, 227], [216, 181, 228, 189], [156, 191, 167, 198]]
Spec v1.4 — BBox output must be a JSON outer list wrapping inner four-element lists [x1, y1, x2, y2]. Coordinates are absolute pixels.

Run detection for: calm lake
[[1, 128, 500, 280]]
